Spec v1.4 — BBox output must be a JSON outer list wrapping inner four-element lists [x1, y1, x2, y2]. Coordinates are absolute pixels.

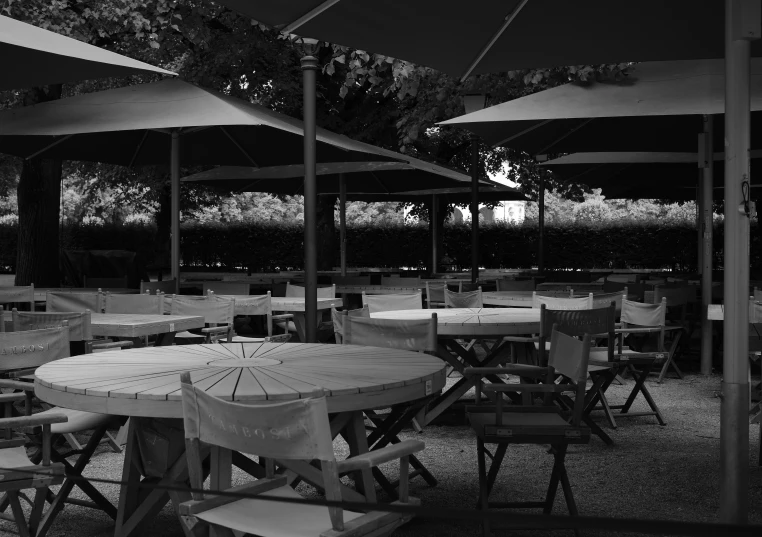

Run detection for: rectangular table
[[91, 313, 204, 346]]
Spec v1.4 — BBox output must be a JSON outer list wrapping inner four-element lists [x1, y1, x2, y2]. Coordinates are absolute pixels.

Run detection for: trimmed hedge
[[0, 220, 756, 273]]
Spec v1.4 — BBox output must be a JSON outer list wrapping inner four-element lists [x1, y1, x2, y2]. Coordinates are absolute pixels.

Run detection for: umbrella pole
[[700, 115, 714, 376], [538, 175, 545, 273], [302, 52, 319, 343], [720, 0, 756, 522], [171, 131, 180, 294], [340, 173, 347, 277], [431, 194, 439, 274], [470, 134, 479, 283]]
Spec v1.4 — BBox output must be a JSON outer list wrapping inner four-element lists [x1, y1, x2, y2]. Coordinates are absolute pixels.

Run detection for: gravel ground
[[0, 373, 760, 537]]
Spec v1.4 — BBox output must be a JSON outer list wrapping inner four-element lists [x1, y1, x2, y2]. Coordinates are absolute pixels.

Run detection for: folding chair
[[83, 275, 128, 288], [330, 305, 369, 344], [361, 291, 422, 314], [444, 287, 483, 308], [532, 292, 593, 310], [45, 291, 103, 313], [140, 279, 177, 294], [591, 290, 628, 316], [209, 291, 292, 343], [636, 294, 685, 382], [0, 285, 35, 312], [202, 281, 250, 295], [424, 281, 447, 308], [342, 313, 439, 496], [496, 278, 535, 291], [170, 295, 236, 343], [0, 326, 120, 536], [178, 377, 424, 537], [103, 292, 164, 347], [285, 282, 336, 298], [464, 329, 592, 536]]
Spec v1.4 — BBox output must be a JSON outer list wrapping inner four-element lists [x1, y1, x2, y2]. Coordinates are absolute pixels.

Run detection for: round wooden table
[[370, 308, 540, 427], [371, 307, 540, 335], [35, 343, 445, 537]]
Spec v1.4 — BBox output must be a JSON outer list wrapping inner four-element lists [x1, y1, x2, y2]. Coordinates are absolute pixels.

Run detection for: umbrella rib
[[493, 118, 553, 148], [25, 134, 73, 160], [128, 131, 150, 168], [219, 126, 259, 167], [460, 0, 530, 82], [536, 118, 595, 156], [282, 0, 342, 33]]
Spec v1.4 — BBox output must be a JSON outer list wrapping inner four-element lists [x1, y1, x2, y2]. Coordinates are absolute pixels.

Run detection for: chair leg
[[476, 438, 492, 537], [28, 486, 48, 537], [7, 491, 29, 537], [543, 448, 562, 514]]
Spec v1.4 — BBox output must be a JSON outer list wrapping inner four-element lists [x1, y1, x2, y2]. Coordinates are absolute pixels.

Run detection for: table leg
[[341, 412, 377, 502]]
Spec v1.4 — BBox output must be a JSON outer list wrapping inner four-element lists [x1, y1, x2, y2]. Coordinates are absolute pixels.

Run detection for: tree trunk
[[316, 194, 338, 271], [15, 85, 63, 286], [154, 181, 172, 278]]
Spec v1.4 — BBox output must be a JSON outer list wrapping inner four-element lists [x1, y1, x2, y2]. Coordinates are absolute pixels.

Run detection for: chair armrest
[[483, 383, 573, 393], [92, 340, 134, 351], [178, 477, 287, 516], [614, 351, 669, 364], [0, 393, 28, 404], [464, 365, 549, 377], [502, 335, 539, 343], [0, 379, 35, 392], [200, 326, 230, 334], [271, 314, 293, 321], [663, 325, 685, 332], [0, 413, 68, 429], [336, 439, 425, 473], [8, 369, 38, 379], [264, 334, 291, 343]]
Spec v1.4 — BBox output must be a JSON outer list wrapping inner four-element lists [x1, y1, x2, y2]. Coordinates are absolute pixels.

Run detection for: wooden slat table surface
[[34, 342, 446, 418], [371, 307, 540, 337], [90, 313, 204, 338], [482, 291, 534, 307]]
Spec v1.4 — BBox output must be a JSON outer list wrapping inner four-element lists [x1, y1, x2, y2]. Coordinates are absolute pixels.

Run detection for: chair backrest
[[535, 290, 573, 298], [333, 275, 371, 286], [538, 303, 615, 366], [211, 291, 273, 335], [381, 276, 420, 288], [140, 279, 177, 295], [591, 290, 628, 312], [83, 275, 128, 288], [12, 310, 93, 342], [285, 283, 336, 298], [104, 292, 163, 315], [0, 285, 34, 310], [342, 313, 437, 353], [621, 298, 667, 328], [202, 281, 250, 296], [46, 291, 103, 313], [0, 326, 70, 373], [170, 295, 234, 325], [331, 305, 370, 343], [459, 282, 481, 292], [361, 292, 422, 314], [424, 281, 447, 306], [548, 328, 592, 426], [444, 288, 483, 308], [496, 278, 535, 291], [532, 292, 592, 310]]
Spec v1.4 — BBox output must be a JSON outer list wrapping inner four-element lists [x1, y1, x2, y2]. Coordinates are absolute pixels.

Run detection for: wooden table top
[[335, 285, 423, 295], [482, 291, 534, 307], [90, 313, 205, 338], [371, 308, 540, 337], [34, 342, 446, 418]]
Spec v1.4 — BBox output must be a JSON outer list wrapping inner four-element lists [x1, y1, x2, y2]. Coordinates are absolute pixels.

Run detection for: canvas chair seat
[[195, 484, 365, 537], [35, 407, 115, 435], [0, 446, 40, 470]]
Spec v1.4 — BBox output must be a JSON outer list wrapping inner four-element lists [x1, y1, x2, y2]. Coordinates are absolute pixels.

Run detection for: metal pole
[[431, 194, 439, 274], [720, 0, 757, 522], [697, 180, 703, 276], [701, 115, 714, 376], [301, 53, 319, 343], [339, 173, 347, 277], [470, 134, 479, 283], [538, 175, 545, 273], [170, 131, 180, 294]]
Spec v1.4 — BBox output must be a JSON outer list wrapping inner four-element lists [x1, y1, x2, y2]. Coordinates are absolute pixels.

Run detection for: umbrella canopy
[[0, 14, 175, 90], [0, 78, 400, 166], [440, 59, 762, 153], [215, 1, 762, 79], [180, 161, 491, 195]]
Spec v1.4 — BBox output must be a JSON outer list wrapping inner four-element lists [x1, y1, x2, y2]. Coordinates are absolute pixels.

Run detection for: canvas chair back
[[538, 303, 615, 366], [362, 292, 422, 314], [548, 328, 591, 386], [0, 326, 70, 373], [13, 309, 93, 342], [202, 281, 250, 296], [331, 305, 370, 343], [532, 292, 592, 310], [754, 287, 762, 302], [342, 313, 437, 353], [285, 283, 336, 298], [83, 275, 128, 288], [211, 292, 274, 335], [333, 275, 371, 286], [104, 292, 163, 314], [381, 276, 420, 288], [46, 291, 102, 313], [591, 290, 628, 312], [424, 281, 447, 307], [140, 279, 177, 295], [535, 290, 573, 298], [170, 295, 234, 326], [496, 278, 535, 291], [444, 288, 483, 308], [621, 298, 667, 328], [0, 285, 34, 311]]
